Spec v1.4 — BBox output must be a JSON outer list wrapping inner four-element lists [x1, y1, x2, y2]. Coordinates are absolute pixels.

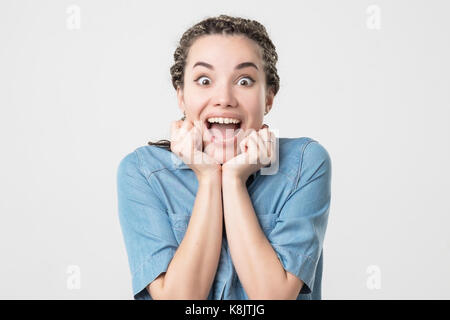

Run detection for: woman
[[116, 14, 332, 300]]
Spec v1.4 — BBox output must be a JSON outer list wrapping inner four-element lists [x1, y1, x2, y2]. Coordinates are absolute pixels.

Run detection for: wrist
[[221, 171, 247, 185], [197, 170, 222, 186]]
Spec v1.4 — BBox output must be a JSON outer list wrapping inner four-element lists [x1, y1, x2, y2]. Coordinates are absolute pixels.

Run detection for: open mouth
[[204, 119, 243, 143], [204, 120, 242, 130]]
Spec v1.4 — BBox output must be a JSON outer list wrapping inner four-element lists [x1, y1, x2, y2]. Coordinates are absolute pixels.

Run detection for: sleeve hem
[[273, 245, 318, 294], [131, 247, 177, 300]]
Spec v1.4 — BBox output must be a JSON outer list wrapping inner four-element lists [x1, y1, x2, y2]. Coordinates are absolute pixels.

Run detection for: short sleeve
[[267, 140, 332, 295], [116, 150, 179, 300]]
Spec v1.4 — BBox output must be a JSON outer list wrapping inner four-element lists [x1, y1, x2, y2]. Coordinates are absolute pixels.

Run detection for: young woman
[[117, 15, 332, 300]]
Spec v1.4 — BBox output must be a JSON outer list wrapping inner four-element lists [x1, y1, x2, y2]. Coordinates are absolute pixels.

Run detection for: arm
[[221, 175, 303, 300], [149, 172, 223, 299]]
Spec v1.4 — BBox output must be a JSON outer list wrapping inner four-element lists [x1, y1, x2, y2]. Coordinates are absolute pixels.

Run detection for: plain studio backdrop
[[0, 0, 449, 299]]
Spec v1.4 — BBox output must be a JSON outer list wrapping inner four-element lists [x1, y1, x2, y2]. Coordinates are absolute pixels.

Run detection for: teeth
[[207, 117, 241, 124]]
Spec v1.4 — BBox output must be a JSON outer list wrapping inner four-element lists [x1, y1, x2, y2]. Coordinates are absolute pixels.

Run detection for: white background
[[0, 0, 449, 299]]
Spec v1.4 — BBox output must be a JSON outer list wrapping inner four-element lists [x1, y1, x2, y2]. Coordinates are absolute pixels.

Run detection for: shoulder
[[279, 137, 331, 164], [278, 137, 332, 186], [117, 145, 175, 178]]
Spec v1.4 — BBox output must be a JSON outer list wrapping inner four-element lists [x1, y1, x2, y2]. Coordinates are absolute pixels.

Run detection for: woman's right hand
[[170, 119, 222, 181]]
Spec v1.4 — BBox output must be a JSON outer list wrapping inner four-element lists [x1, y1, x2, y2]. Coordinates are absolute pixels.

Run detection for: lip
[[203, 112, 243, 121], [203, 112, 243, 129]]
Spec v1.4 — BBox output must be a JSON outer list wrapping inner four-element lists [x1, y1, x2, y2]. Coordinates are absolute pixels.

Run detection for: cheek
[[244, 104, 264, 125], [184, 93, 206, 115], [242, 93, 265, 114]]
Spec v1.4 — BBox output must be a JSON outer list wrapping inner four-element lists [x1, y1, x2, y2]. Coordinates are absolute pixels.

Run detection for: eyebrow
[[192, 61, 259, 71]]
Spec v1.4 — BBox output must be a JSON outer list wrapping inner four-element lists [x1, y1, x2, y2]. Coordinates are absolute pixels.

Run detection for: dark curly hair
[[148, 14, 280, 150]]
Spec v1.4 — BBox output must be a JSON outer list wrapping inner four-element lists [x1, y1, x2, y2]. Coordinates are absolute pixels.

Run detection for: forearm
[[222, 175, 289, 299], [161, 173, 223, 299]]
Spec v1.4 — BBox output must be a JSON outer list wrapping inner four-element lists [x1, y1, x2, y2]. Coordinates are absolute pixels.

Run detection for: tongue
[[209, 123, 240, 140]]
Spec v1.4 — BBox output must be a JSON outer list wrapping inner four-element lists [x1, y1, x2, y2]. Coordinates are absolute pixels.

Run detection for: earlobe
[[265, 89, 274, 114]]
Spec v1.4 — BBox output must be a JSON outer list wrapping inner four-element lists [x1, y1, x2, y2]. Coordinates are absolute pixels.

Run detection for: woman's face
[[177, 34, 274, 164]]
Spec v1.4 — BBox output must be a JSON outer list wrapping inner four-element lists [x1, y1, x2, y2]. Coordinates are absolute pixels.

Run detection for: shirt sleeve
[[116, 150, 179, 300], [267, 140, 332, 295]]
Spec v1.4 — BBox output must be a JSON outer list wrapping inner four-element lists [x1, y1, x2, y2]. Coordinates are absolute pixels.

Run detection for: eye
[[238, 76, 255, 86], [195, 76, 211, 86]]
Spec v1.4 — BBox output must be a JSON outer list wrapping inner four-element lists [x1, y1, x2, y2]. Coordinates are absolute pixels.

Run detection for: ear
[[176, 86, 185, 113], [265, 88, 275, 114]]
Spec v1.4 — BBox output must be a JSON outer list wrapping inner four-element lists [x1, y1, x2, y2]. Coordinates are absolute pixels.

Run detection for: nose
[[211, 81, 237, 108]]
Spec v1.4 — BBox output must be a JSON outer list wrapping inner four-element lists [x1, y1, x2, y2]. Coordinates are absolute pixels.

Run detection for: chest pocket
[[167, 209, 192, 244]]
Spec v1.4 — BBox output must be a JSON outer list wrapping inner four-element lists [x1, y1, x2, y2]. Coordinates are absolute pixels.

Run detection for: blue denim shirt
[[116, 137, 332, 300]]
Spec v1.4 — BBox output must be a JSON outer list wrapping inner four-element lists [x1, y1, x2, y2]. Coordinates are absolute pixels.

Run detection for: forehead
[[186, 34, 263, 68]]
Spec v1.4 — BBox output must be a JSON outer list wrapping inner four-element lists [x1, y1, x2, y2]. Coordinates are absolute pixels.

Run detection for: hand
[[170, 119, 222, 181], [221, 124, 276, 183]]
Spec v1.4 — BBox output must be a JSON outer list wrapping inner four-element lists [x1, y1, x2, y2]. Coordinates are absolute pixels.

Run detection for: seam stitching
[[288, 139, 317, 198]]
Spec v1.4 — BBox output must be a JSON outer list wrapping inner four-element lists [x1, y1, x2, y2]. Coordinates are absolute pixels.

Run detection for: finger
[[171, 120, 182, 140], [243, 127, 255, 140], [177, 121, 194, 149], [268, 131, 277, 163], [239, 135, 249, 154], [194, 119, 212, 144], [174, 119, 183, 129], [178, 117, 192, 137], [191, 122, 203, 152], [174, 119, 192, 148], [261, 128, 273, 157], [255, 131, 271, 164], [170, 121, 185, 153], [246, 131, 259, 165], [239, 136, 253, 168], [259, 126, 270, 140], [188, 128, 196, 165], [178, 127, 196, 165], [173, 119, 190, 142], [192, 119, 202, 133]]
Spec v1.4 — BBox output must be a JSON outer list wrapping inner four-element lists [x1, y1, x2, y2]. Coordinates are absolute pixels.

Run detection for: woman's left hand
[[222, 124, 276, 183]]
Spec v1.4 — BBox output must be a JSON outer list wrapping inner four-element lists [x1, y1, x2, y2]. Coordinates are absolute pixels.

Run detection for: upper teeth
[[207, 117, 241, 124]]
